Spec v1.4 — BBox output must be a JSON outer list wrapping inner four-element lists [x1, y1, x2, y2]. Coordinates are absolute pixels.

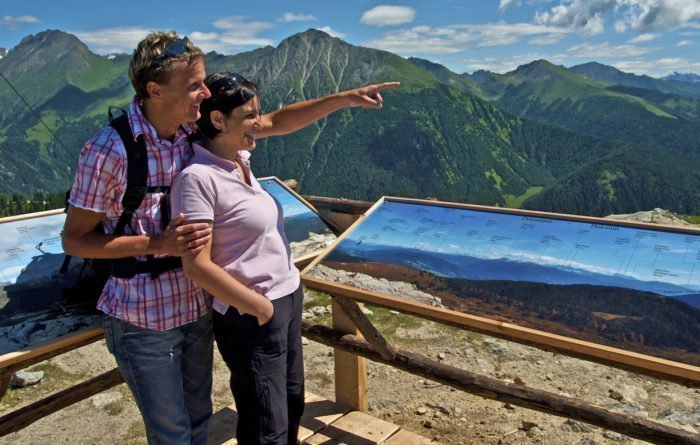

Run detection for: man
[[62, 31, 214, 444]]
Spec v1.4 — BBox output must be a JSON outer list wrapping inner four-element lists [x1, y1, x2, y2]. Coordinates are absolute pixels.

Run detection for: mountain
[[194, 30, 630, 207], [662, 72, 700, 84], [0, 30, 130, 194], [570, 61, 700, 99], [327, 242, 700, 308], [407, 57, 482, 97], [0, 29, 698, 216]]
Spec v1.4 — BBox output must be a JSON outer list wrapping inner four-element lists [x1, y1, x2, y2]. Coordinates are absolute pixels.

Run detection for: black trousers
[[213, 286, 305, 445]]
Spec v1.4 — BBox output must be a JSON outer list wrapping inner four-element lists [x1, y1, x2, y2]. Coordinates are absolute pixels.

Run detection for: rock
[[416, 406, 428, 415], [526, 426, 543, 438], [368, 399, 396, 412], [389, 310, 400, 316], [302, 311, 314, 319], [545, 373, 554, 381], [423, 420, 433, 429], [92, 391, 122, 410], [513, 376, 526, 385], [562, 419, 593, 433], [608, 389, 625, 402], [301, 337, 309, 346], [521, 421, 539, 431], [603, 430, 626, 442], [605, 208, 693, 226], [658, 409, 697, 426], [463, 348, 474, 358], [311, 306, 327, 316], [10, 370, 44, 388], [360, 306, 373, 316], [482, 338, 518, 361], [577, 437, 599, 445], [437, 352, 446, 361], [615, 384, 648, 403], [503, 403, 516, 410]]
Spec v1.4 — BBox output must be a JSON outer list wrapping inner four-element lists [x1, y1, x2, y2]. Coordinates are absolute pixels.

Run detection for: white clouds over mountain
[[535, 0, 700, 34], [360, 6, 416, 27]]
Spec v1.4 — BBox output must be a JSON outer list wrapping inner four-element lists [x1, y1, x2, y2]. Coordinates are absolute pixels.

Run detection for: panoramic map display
[[305, 198, 700, 367], [0, 212, 100, 354], [258, 177, 335, 257]]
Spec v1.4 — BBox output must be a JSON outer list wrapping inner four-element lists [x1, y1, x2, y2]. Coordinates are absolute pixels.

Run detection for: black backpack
[[60, 109, 184, 297]]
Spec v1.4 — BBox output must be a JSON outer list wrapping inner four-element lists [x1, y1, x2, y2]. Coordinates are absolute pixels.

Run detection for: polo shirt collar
[[192, 142, 251, 172]]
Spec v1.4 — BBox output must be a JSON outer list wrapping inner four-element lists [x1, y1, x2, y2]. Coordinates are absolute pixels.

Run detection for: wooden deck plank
[[298, 394, 350, 442], [303, 411, 400, 445], [209, 393, 431, 445]]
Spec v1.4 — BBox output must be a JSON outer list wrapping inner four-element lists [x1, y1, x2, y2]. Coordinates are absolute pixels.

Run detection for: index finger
[[375, 82, 401, 92]]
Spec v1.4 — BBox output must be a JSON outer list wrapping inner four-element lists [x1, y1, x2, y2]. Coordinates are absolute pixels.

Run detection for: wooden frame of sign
[[301, 197, 700, 386], [258, 176, 339, 264]]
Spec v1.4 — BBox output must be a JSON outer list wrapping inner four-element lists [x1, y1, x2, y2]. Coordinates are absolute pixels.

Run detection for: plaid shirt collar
[[127, 96, 199, 147]]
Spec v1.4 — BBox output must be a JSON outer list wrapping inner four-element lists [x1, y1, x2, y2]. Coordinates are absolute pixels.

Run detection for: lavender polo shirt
[[171, 143, 300, 314]]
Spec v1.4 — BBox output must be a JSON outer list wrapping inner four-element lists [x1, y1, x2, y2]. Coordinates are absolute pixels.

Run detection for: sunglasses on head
[[216, 72, 247, 95], [154, 36, 191, 62]]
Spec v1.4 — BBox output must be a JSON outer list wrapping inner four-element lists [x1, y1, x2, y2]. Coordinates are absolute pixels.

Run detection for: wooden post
[[332, 297, 368, 412], [334, 296, 396, 360], [0, 370, 11, 400]]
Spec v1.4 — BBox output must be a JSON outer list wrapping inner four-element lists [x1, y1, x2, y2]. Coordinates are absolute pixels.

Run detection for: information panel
[[258, 177, 335, 259], [0, 182, 333, 354], [303, 197, 700, 373], [0, 211, 100, 354]]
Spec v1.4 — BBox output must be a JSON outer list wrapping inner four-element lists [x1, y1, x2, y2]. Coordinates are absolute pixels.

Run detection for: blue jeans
[[103, 312, 214, 445]]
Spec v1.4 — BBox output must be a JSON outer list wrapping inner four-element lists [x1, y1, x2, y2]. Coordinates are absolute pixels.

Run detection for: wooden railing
[[0, 197, 698, 444]]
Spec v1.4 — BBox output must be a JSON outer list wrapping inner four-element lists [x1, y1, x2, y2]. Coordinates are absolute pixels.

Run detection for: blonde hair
[[128, 31, 206, 98]]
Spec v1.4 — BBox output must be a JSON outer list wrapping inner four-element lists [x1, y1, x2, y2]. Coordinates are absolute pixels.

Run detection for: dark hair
[[197, 72, 259, 139]]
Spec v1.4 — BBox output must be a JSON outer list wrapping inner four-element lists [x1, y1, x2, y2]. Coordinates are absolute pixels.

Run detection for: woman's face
[[221, 96, 262, 150]]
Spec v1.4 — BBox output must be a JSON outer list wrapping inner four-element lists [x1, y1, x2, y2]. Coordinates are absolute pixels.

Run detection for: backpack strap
[[110, 114, 148, 237]]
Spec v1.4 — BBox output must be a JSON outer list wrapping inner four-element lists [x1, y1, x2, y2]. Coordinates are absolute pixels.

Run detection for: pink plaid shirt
[[68, 97, 210, 331]]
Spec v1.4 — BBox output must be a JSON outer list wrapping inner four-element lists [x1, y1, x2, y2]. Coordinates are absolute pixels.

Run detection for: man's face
[[156, 60, 210, 126]]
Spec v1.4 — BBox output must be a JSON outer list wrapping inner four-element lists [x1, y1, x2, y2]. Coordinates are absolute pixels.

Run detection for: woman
[[171, 72, 398, 445]]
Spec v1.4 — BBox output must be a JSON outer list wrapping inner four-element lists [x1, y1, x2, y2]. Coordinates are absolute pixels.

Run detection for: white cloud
[[364, 26, 474, 55], [499, 0, 520, 12], [529, 33, 568, 45], [676, 39, 693, 46], [315, 26, 346, 38], [614, 57, 700, 76], [533, 0, 700, 34], [360, 6, 416, 27], [535, 0, 616, 35], [627, 32, 657, 43], [279, 12, 317, 23], [193, 16, 275, 53], [73, 17, 276, 55], [1, 15, 40, 29], [364, 22, 572, 55], [621, 0, 700, 31], [566, 41, 655, 58], [73, 27, 152, 54]]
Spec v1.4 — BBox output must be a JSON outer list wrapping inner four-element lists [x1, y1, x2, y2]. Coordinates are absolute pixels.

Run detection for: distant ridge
[[1, 29, 700, 216]]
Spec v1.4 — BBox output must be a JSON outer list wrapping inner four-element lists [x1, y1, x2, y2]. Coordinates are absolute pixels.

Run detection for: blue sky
[[2, 1, 700, 77], [337, 200, 700, 292]]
